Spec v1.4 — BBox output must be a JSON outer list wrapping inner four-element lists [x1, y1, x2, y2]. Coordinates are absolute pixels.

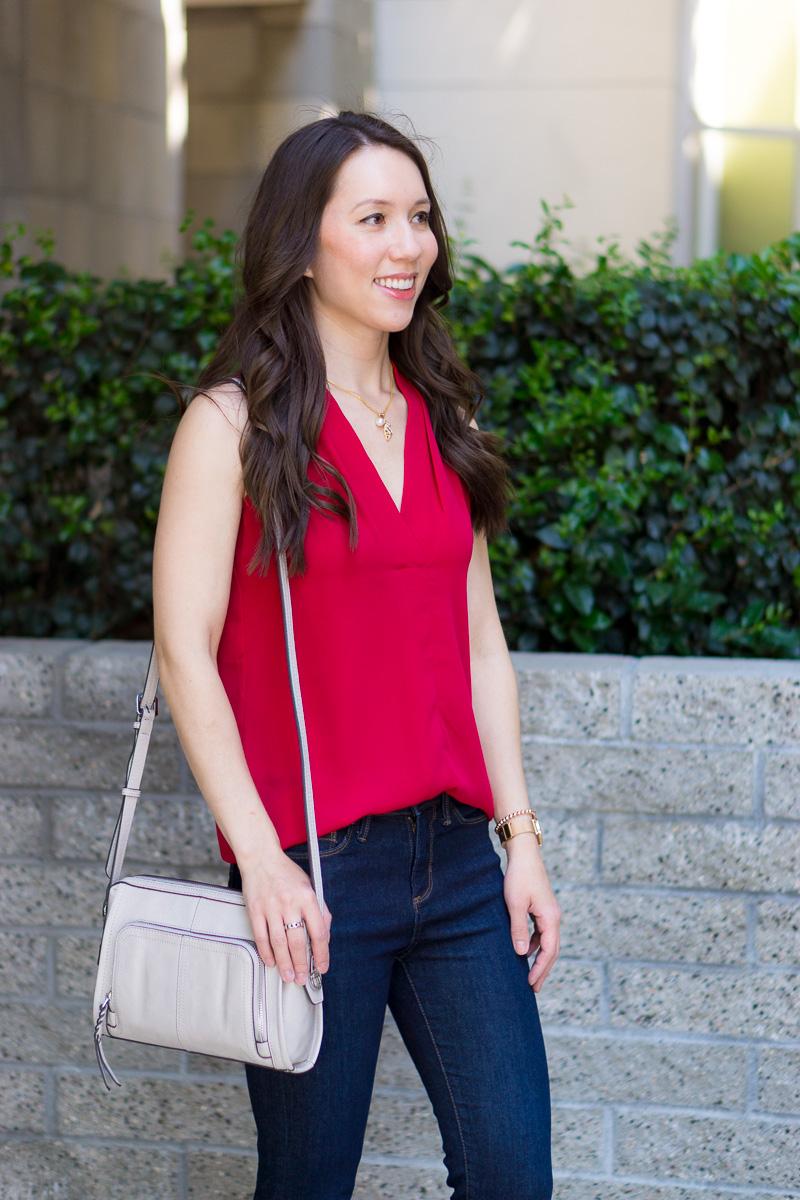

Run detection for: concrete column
[[185, 0, 374, 236], [0, 0, 183, 278], [375, 0, 684, 268]]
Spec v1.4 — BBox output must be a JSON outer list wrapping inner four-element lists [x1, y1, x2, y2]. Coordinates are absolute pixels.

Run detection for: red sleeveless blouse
[[215, 368, 494, 857]]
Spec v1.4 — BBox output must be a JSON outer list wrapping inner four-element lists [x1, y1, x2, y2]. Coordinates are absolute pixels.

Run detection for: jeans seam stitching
[[288, 825, 353, 861], [413, 810, 436, 908], [454, 807, 488, 826], [399, 959, 471, 1200]]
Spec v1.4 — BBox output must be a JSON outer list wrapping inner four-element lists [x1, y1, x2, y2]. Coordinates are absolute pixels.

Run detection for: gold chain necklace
[[326, 365, 395, 442]]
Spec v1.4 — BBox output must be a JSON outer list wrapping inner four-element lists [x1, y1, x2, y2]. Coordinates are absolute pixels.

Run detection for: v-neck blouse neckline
[[216, 366, 493, 854], [325, 369, 412, 517]]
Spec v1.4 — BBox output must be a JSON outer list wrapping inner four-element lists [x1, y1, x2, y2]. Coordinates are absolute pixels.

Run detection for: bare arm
[[152, 388, 330, 985], [466, 530, 561, 991]]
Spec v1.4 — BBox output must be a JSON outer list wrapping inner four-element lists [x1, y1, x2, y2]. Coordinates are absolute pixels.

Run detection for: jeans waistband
[[228, 794, 456, 887]]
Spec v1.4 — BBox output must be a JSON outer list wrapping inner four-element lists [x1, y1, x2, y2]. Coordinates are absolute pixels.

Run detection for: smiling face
[[305, 144, 439, 339]]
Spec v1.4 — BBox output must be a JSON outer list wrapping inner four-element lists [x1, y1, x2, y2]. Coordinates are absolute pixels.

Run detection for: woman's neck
[[315, 316, 393, 397]]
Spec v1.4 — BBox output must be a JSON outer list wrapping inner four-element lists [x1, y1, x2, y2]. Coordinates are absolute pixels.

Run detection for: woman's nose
[[388, 220, 421, 262]]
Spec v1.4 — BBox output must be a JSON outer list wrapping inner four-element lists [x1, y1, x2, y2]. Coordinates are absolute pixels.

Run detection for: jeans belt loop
[[356, 814, 371, 843]]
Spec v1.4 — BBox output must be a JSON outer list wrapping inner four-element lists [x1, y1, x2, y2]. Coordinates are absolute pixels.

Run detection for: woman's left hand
[[502, 834, 561, 992]]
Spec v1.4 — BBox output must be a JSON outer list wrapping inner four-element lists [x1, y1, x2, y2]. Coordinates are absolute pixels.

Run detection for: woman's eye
[[413, 211, 431, 225], [361, 213, 385, 226]]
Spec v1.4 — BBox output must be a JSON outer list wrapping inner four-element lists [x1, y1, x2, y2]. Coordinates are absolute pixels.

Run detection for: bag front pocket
[[111, 922, 265, 1061]]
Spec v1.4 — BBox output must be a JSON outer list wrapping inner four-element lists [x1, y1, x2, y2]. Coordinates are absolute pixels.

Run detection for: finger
[[528, 930, 560, 992], [305, 905, 330, 974], [245, 908, 276, 969], [322, 902, 333, 937], [529, 947, 557, 990], [508, 908, 532, 956], [284, 922, 311, 983], [266, 916, 296, 982]]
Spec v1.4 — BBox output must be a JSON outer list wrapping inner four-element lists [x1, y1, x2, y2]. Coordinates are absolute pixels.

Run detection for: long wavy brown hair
[[197, 111, 509, 574]]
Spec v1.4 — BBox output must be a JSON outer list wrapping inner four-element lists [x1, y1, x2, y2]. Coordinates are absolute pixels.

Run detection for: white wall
[[375, 0, 684, 267]]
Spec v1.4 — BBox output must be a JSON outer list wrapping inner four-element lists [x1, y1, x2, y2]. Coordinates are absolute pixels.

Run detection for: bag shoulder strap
[[104, 547, 324, 911]]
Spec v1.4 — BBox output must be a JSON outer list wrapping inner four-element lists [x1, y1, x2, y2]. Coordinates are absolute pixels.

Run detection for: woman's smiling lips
[[373, 274, 417, 301]]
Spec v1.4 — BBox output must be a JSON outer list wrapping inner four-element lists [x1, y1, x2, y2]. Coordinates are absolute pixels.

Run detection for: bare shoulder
[[182, 380, 248, 439], [165, 381, 247, 494]]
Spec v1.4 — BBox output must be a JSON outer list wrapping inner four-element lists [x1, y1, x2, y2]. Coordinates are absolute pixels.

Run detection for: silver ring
[[283, 920, 304, 930]]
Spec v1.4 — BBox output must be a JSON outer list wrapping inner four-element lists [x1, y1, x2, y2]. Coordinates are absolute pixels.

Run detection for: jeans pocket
[[286, 824, 354, 860], [449, 798, 490, 826]]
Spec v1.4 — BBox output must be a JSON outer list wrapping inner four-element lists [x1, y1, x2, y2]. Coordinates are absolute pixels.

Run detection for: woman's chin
[[371, 305, 418, 334]]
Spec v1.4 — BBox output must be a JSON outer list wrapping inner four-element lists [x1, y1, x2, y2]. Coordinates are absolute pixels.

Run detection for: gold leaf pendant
[[376, 415, 393, 442]]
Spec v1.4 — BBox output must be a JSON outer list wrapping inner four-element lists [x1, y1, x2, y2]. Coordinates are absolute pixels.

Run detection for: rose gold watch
[[494, 809, 543, 847]]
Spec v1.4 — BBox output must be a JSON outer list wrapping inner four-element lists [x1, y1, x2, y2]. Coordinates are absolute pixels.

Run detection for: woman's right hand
[[239, 848, 332, 987]]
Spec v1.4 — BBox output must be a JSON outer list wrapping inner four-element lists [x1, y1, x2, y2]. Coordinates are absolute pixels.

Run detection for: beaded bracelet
[[493, 808, 537, 830]]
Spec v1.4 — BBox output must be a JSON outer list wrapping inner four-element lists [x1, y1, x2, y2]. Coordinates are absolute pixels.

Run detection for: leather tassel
[[94, 994, 121, 1090]]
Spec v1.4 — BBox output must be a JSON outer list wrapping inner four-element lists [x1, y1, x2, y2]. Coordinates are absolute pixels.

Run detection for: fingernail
[[515, 940, 528, 952], [283, 969, 294, 982], [296, 973, 306, 985]]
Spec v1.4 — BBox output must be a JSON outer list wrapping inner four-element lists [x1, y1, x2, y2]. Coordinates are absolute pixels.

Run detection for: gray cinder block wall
[[0, 640, 799, 1200]]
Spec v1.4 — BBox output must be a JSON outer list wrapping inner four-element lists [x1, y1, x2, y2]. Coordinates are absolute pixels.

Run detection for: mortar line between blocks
[[619, 660, 635, 738], [595, 1099, 800, 1124], [598, 960, 610, 1026], [539, 1025, 800, 1050], [51, 646, 68, 723], [358, 1152, 450, 1171], [746, 1045, 760, 1113], [43, 1066, 57, 1139], [521, 733, 800, 751], [603, 1105, 615, 1174], [0, 1130, 256, 1156], [753, 747, 766, 823], [44, 932, 57, 1004], [177, 1147, 188, 1200], [745, 896, 759, 967], [551, 1166, 800, 1197], [40, 791, 55, 862], [594, 815, 604, 882]]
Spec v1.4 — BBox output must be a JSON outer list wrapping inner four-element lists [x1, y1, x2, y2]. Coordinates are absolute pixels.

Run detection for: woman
[[153, 111, 560, 1200]]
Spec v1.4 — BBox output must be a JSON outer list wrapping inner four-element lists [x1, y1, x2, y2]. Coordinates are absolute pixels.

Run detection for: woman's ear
[[303, 266, 314, 278]]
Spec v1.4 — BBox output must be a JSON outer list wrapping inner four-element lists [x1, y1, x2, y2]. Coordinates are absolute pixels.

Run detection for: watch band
[[495, 812, 543, 847]]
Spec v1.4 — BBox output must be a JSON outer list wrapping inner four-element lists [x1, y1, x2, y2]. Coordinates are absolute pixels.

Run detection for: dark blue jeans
[[229, 794, 552, 1200]]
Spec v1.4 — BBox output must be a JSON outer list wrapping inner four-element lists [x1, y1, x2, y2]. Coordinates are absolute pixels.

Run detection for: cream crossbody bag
[[93, 548, 324, 1087]]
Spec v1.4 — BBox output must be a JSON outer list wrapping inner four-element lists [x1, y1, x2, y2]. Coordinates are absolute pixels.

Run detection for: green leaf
[[563, 582, 595, 616], [535, 525, 570, 550]]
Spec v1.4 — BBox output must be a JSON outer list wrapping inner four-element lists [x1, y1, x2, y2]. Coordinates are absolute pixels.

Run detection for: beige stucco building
[[2, 0, 799, 277]]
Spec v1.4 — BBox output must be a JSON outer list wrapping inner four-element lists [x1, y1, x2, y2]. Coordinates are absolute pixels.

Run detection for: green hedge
[[3, 213, 800, 655], [0, 224, 234, 638], [451, 210, 800, 656]]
